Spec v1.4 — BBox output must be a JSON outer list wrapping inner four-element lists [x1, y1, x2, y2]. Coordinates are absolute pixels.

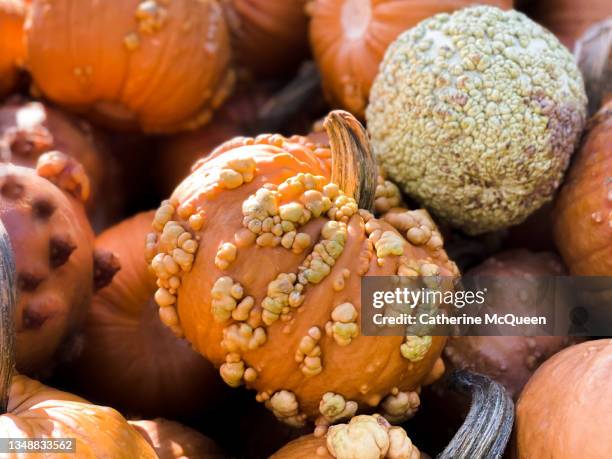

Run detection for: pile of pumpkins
[[0, 0, 610, 458]]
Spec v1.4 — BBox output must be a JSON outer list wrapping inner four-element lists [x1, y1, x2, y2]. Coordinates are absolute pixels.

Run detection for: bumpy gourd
[[0, 100, 121, 229], [367, 6, 587, 235], [0, 155, 116, 375], [26, 0, 234, 133], [271, 414, 422, 459], [66, 212, 226, 418], [553, 101, 612, 275], [307, 0, 512, 118], [221, 0, 309, 77], [146, 111, 458, 426], [0, 0, 25, 98], [516, 339, 612, 458], [130, 418, 227, 459]]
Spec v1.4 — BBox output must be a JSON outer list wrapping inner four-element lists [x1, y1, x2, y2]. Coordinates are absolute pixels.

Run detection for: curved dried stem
[[324, 110, 378, 211], [437, 371, 514, 459], [0, 220, 16, 414]]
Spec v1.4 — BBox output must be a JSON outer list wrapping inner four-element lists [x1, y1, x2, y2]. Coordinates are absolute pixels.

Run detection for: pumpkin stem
[[253, 61, 322, 134], [0, 221, 16, 414], [437, 371, 514, 459], [324, 110, 378, 211]]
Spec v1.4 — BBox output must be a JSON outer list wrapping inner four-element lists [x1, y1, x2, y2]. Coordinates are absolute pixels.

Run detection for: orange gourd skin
[[148, 134, 457, 422], [308, 0, 513, 118], [271, 435, 332, 459], [0, 375, 157, 459], [26, 0, 234, 133], [0, 0, 25, 98], [525, 0, 612, 49], [553, 103, 612, 275], [68, 212, 226, 419], [444, 250, 580, 400], [516, 339, 612, 458], [130, 418, 228, 459], [0, 161, 94, 376], [222, 0, 309, 76], [0, 100, 121, 229]]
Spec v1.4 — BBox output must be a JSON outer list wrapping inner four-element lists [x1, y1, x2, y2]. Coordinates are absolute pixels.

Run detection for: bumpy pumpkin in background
[[443, 250, 579, 400], [516, 339, 612, 458], [524, 0, 612, 49], [554, 101, 612, 275], [221, 0, 309, 77], [146, 111, 458, 428], [0, 100, 121, 229], [130, 418, 227, 459], [26, 0, 234, 133], [307, 0, 513, 118], [0, 0, 25, 98], [66, 212, 226, 419], [271, 414, 422, 459], [0, 154, 117, 376], [367, 6, 587, 235]]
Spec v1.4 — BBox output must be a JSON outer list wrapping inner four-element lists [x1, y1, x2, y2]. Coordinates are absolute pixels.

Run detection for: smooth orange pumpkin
[[0, 100, 121, 229], [516, 339, 612, 458], [130, 418, 228, 459], [553, 101, 612, 275], [146, 111, 458, 425], [26, 0, 234, 133], [221, 0, 309, 76], [66, 212, 227, 419], [0, 0, 25, 98], [308, 0, 513, 118], [0, 154, 117, 376]]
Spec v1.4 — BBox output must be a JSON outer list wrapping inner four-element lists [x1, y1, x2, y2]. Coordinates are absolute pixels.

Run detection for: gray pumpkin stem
[[0, 220, 16, 414]]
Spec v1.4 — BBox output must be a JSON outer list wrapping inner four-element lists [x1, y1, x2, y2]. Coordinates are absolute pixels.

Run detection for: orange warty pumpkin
[[0, 100, 121, 229], [0, 154, 117, 376], [130, 418, 228, 459], [146, 111, 458, 426], [553, 101, 612, 275], [271, 414, 422, 458], [26, 0, 235, 133], [67, 211, 226, 419], [516, 339, 612, 458], [0, 0, 25, 98], [525, 0, 612, 49], [307, 0, 513, 118], [444, 250, 580, 400], [221, 0, 309, 77]]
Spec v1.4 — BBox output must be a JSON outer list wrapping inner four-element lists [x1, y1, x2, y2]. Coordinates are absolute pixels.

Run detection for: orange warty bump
[[26, 0, 235, 133]]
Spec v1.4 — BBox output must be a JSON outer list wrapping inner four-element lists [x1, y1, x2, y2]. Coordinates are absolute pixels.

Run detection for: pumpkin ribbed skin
[[553, 102, 612, 275], [516, 339, 612, 458], [130, 418, 228, 459], [0, 100, 120, 229], [147, 132, 457, 423], [222, 0, 309, 76], [0, 162, 94, 376], [0, 374, 157, 459], [308, 0, 513, 118], [0, 0, 25, 98], [26, 0, 234, 133], [68, 212, 225, 419]]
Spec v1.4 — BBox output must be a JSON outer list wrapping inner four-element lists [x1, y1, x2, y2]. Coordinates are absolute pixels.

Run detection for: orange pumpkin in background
[[66, 212, 227, 419], [0, 0, 26, 98], [146, 111, 458, 427], [221, 0, 309, 77], [307, 0, 513, 118], [26, 0, 234, 133], [0, 100, 121, 230], [130, 418, 228, 459], [524, 0, 612, 49], [554, 101, 612, 275]]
